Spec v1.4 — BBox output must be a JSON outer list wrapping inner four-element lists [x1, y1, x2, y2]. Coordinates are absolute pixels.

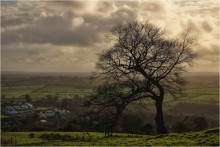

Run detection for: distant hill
[[1, 71, 92, 77], [1, 71, 219, 77], [185, 72, 219, 77]]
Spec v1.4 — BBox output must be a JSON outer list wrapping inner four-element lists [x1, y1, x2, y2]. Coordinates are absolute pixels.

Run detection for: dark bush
[[122, 113, 143, 133], [39, 133, 90, 141], [1, 137, 17, 145], [29, 133, 35, 138], [141, 123, 155, 135], [172, 116, 208, 133]]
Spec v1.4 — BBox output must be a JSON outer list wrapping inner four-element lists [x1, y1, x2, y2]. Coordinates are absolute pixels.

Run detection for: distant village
[[3, 99, 33, 114], [2, 99, 70, 124]]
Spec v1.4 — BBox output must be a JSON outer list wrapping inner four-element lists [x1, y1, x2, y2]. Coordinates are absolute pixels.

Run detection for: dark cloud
[[201, 21, 213, 32], [61, 10, 77, 19], [2, 1, 139, 46], [1, 1, 17, 7], [1, 16, 25, 27], [2, 15, 102, 46], [82, 13, 103, 24], [50, 1, 86, 10], [1, 43, 98, 72], [86, 5, 138, 26], [95, 1, 115, 13]]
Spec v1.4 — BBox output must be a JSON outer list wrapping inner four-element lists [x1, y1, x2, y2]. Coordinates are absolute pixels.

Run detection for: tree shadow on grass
[[18, 141, 50, 146]]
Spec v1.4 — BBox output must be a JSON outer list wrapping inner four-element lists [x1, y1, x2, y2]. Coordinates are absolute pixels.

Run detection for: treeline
[[1, 76, 101, 89]]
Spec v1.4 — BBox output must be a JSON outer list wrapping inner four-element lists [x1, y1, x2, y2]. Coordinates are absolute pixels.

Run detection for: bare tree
[[91, 21, 197, 134], [87, 79, 152, 136]]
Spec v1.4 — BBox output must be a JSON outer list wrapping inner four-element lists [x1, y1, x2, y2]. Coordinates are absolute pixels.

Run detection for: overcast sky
[[1, 0, 219, 73]]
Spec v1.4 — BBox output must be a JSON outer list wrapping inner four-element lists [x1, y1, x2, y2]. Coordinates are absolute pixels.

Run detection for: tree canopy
[[89, 21, 197, 135]]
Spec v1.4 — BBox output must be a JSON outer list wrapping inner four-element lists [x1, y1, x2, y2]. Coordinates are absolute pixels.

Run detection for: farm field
[[1, 128, 219, 146], [1, 72, 219, 142], [134, 87, 219, 108], [186, 87, 219, 94], [1, 85, 219, 103], [1, 85, 93, 99], [1, 85, 43, 98], [1, 73, 219, 123], [1, 72, 218, 100]]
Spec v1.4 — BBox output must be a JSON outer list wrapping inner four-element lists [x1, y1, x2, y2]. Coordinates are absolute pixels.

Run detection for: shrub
[[29, 133, 35, 138], [172, 116, 208, 133], [39, 133, 93, 141], [141, 123, 155, 135], [1, 137, 17, 145]]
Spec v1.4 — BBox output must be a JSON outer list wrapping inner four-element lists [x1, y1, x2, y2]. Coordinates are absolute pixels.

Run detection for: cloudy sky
[[1, 0, 219, 73]]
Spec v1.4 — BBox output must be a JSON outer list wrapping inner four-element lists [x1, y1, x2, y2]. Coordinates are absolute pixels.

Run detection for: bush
[[39, 133, 93, 141], [141, 123, 155, 135], [172, 116, 208, 133], [1, 137, 17, 145], [29, 133, 35, 138]]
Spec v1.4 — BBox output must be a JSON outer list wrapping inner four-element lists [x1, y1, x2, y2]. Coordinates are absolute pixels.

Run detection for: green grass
[[1, 128, 219, 146], [29, 93, 58, 98], [2, 85, 218, 102], [0, 115, 11, 119], [2, 85, 93, 99], [1, 85, 44, 98], [191, 94, 219, 101], [162, 87, 219, 104], [186, 87, 219, 95], [38, 86, 93, 93], [34, 107, 50, 111], [1, 88, 31, 98]]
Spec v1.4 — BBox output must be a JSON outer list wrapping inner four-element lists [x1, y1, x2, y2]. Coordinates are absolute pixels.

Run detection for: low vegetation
[[1, 128, 219, 146]]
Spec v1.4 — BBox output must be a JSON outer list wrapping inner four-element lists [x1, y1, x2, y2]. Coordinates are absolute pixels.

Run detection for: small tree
[[91, 21, 197, 134], [24, 94, 32, 103], [86, 83, 128, 136]]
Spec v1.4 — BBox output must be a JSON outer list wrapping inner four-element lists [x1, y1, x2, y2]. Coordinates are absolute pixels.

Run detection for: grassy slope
[[1, 128, 219, 146]]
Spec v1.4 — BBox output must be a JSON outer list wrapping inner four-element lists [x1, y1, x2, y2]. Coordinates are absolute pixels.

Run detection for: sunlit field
[[1, 128, 219, 146]]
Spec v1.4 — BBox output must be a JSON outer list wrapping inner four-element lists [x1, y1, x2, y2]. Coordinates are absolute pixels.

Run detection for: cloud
[[51, 1, 86, 9], [198, 43, 219, 61], [1, 0, 219, 72], [2, 43, 99, 72], [141, 1, 165, 13], [201, 21, 213, 32], [95, 1, 116, 14], [2, 1, 140, 46], [2, 14, 103, 46]]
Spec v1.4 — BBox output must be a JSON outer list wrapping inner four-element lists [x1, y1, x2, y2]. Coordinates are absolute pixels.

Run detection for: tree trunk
[[105, 109, 123, 137], [155, 99, 168, 134]]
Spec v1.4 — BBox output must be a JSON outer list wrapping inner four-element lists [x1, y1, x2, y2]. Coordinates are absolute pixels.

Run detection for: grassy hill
[[1, 128, 219, 146]]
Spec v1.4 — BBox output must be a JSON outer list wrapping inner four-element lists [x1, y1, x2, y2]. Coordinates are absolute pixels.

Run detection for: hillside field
[[1, 85, 219, 103], [1, 128, 219, 146], [1, 73, 219, 146], [1, 85, 93, 99]]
